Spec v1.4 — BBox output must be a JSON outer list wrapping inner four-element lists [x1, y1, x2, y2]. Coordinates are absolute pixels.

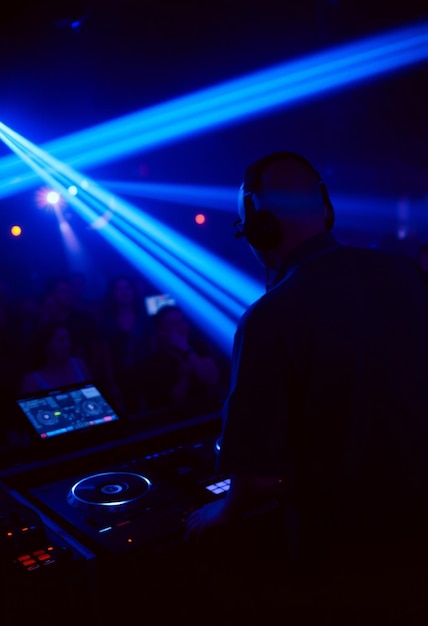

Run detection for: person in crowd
[[98, 275, 151, 415], [416, 241, 428, 276], [69, 271, 101, 320], [0, 280, 23, 443], [140, 305, 221, 415], [19, 321, 91, 393], [38, 275, 100, 375], [186, 151, 428, 574]]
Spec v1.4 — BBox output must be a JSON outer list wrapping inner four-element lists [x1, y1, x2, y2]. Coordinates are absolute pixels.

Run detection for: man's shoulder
[[339, 245, 424, 280], [238, 285, 292, 333]]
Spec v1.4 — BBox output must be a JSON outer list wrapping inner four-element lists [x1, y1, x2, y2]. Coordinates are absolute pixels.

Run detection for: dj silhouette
[[186, 151, 428, 575]]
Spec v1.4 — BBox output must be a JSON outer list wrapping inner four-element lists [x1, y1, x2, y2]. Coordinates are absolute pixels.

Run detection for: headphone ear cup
[[325, 208, 335, 232], [244, 209, 282, 250], [320, 182, 335, 231]]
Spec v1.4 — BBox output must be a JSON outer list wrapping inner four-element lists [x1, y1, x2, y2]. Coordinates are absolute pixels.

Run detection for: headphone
[[237, 151, 335, 251]]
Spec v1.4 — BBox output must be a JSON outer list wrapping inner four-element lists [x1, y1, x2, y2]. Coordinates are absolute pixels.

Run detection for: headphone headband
[[239, 151, 335, 250], [243, 151, 324, 194]]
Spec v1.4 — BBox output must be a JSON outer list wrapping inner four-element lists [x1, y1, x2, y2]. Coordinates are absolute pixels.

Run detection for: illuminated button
[[18, 554, 32, 562], [205, 478, 231, 494], [22, 559, 37, 567], [37, 553, 51, 561]]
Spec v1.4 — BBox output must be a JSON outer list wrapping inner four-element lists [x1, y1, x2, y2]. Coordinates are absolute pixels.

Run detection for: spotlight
[[35, 186, 63, 210], [46, 191, 61, 205], [195, 213, 206, 225], [10, 225, 22, 237]]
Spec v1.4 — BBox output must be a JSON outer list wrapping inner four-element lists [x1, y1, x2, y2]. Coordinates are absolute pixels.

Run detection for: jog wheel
[[67, 472, 152, 513]]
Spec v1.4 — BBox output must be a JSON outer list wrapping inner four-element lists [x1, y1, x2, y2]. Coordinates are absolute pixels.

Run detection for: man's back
[[188, 151, 428, 591], [221, 238, 428, 565]]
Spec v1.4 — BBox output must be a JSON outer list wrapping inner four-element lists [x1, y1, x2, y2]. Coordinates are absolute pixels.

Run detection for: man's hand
[[185, 475, 284, 543], [185, 500, 236, 542]]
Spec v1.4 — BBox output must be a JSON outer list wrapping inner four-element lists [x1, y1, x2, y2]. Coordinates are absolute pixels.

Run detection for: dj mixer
[[0, 410, 234, 621], [0, 384, 286, 625]]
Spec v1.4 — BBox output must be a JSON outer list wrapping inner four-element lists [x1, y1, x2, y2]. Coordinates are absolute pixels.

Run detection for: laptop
[[15, 382, 123, 450]]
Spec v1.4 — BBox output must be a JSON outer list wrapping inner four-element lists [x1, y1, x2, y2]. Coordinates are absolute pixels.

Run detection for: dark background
[[0, 0, 427, 308]]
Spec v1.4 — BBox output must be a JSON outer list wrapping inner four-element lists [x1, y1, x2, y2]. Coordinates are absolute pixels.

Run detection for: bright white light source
[[46, 190, 60, 205]]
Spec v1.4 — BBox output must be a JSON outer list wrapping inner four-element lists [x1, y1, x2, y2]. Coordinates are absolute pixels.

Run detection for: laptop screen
[[16, 383, 120, 441]]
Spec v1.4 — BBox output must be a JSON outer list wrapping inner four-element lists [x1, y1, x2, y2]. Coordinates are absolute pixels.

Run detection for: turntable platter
[[67, 472, 151, 513]]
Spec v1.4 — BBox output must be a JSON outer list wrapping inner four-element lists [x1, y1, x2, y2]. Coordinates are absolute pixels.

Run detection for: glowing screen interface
[[17, 384, 119, 439]]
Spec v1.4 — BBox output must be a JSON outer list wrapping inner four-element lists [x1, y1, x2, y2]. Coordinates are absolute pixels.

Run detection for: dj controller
[[2, 413, 225, 536], [1, 410, 288, 626], [22, 422, 228, 559], [0, 413, 239, 623]]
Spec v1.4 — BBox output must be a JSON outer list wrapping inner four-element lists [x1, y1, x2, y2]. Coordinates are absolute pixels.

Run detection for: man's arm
[[226, 474, 284, 513], [185, 473, 283, 540]]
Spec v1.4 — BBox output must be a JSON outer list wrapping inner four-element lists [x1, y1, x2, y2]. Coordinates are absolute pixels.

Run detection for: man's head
[[235, 151, 335, 269], [417, 243, 428, 274]]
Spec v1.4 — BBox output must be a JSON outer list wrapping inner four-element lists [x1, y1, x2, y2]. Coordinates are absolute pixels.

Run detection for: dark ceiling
[[0, 0, 427, 296]]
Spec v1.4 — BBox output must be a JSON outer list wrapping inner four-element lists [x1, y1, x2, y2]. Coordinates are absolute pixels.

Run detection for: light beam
[[0, 124, 258, 353], [0, 21, 427, 199]]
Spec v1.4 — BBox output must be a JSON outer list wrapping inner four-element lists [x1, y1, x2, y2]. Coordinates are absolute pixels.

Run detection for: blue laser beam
[[80, 185, 264, 308], [0, 129, 104, 230], [0, 21, 427, 199], [0, 126, 252, 352], [96, 183, 428, 240], [98, 203, 248, 319], [0, 122, 264, 310], [97, 180, 238, 211]]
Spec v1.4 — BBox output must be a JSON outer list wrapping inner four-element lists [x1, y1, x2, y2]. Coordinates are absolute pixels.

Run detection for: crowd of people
[[0, 272, 228, 443]]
